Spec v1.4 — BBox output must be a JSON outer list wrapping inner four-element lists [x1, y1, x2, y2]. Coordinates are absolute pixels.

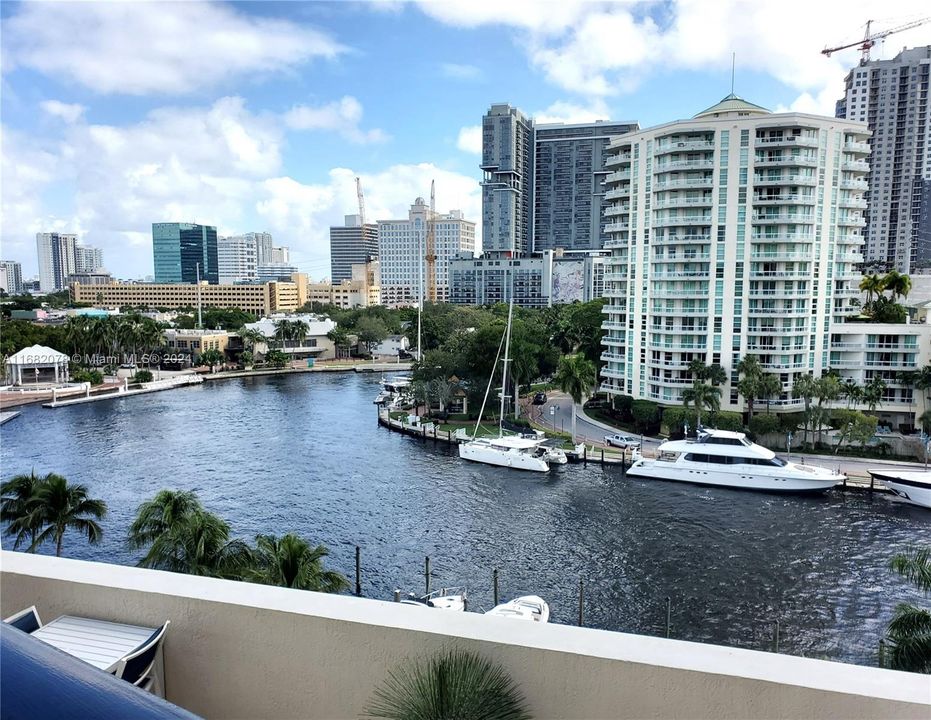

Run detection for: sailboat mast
[[498, 291, 514, 438]]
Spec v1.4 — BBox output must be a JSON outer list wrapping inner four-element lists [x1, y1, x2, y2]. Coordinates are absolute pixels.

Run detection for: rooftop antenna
[[730, 52, 736, 95]]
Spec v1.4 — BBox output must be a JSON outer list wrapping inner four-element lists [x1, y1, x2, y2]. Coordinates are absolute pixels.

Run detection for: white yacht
[[627, 429, 844, 492], [374, 376, 411, 406], [485, 595, 550, 623], [868, 469, 931, 509], [400, 587, 467, 611], [459, 436, 551, 472]]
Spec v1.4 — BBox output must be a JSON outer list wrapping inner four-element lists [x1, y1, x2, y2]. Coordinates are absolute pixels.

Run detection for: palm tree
[[859, 273, 886, 308], [238, 327, 269, 361], [127, 489, 202, 555], [882, 270, 912, 302], [554, 353, 597, 442], [842, 378, 863, 409], [792, 373, 818, 445], [1, 472, 45, 550], [736, 355, 763, 419], [705, 363, 728, 387], [249, 533, 348, 593], [757, 373, 783, 413], [142, 508, 252, 578], [681, 382, 721, 430], [366, 648, 530, 720], [26, 474, 107, 557], [884, 547, 931, 673], [430, 378, 456, 415], [688, 358, 708, 383], [862, 376, 887, 413]]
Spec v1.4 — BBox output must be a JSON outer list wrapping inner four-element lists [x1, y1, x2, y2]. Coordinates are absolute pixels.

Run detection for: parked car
[[604, 433, 640, 449], [532, 392, 547, 405]]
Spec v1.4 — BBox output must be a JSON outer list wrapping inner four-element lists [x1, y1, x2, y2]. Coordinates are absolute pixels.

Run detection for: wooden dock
[[0, 411, 21, 425]]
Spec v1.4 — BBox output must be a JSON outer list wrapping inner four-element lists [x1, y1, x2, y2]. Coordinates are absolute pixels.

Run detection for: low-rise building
[[68, 271, 113, 286], [372, 335, 410, 357], [163, 329, 232, 364], [306, 261, 381, 309], [242, 314, 338, 361]]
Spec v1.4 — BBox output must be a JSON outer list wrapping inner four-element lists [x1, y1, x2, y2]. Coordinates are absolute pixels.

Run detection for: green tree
[[1, 471, 45, 550], [832, 410, 877, 453], [859, 273, 885, 307], [862, 376, 887, 412], [265, 349, 289, 368], [705, 363, 728, 387], [199, 348, 225, 370], [792, 373, 819, 445], [248, 533, 348, 593], [885, 547, 931, 673], [127, 489, 202, 558], [326, 327, 352, 358], [630, 400, 660, 434], [736, 355, 763, 419], [238, 327, 269, 360], [757, 373, 783, 413], [554, 353, 597, 442], [366, 648, 530, 720], [882, 271, 912, 302], [132, 369, 154, 383], [681, 382, 721, 430], [357, 316, 389, 354], [26, 474, 107, 557]]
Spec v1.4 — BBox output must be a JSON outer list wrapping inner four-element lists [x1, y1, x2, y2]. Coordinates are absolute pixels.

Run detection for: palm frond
[[891, 547, 931, 594], [886, 603, 931, 673], [366, 648, 531, 720]]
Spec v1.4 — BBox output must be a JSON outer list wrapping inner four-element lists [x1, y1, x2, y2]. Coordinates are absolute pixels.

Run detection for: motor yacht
[[627, 429, 844, 492], [868, 469, 931, 509], [485, 595, 550, 623], [400, 587, 467, 611], [459, 436, 550, 472]]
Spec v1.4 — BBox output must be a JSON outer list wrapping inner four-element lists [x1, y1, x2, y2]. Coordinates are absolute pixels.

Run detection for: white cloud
[[40, 100, 86, 124], [419, 0, 931, 115], [456, 126, 482, 154], [534, 99, 612, 125], [1, 2, 345, 95], [283, 96, 389, 144], [440, 63, 482, 81]]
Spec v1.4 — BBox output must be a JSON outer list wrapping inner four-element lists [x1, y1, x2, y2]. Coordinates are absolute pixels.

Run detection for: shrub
[[132, 370, 153, 384], [749, 414, 781, 437], [630, 400, 661, 434], [778, 412, 806, 434], [616, 394, 634, 420], [706, 411, 743, 432], [662, 406, 697, 435], [72, 368, 103, 386]]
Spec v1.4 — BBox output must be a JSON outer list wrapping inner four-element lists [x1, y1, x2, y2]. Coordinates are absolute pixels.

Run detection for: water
[[2, 372, 928, 665]]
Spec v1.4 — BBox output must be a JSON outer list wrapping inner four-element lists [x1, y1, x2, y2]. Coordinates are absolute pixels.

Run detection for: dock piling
[[354, 546, 362, 596], [425, 556, 431, 595], [878, 639, 886, 668], [772, 620, 780, 653], [578, 578, 585, 626], [665, 596, 671, 638], [493, 568, 499, 606]]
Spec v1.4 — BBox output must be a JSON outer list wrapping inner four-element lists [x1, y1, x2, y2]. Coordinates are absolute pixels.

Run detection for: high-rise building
[[449, 252, 554, 307], [217, 235, 258, 284], [836, 46, 931, 271], [534, 121, 638, 252], [378, 198, 476, 307], [329, 214, 378, 283], [152, 223, 219, 284], [36, 232, 77, 291], [74, 243, 104, 273], [0, 260, 24, 295], [481, 104, 535, 255], [600, 94, 870, 412], [251, 232, 274, 265], [256, 263, 299, 282], [268, 246, 290, 264]]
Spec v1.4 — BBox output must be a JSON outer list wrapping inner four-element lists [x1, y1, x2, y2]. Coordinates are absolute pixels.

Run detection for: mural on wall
[[552, 260, 585, 304]]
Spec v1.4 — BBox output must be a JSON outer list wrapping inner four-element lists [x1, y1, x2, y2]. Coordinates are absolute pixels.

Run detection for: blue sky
[[1, 1, 928, 279]]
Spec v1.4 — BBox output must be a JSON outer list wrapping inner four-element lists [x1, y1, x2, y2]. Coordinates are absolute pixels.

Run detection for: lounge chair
[[3, 606, 42, 634], [113, 621, 170, 696]]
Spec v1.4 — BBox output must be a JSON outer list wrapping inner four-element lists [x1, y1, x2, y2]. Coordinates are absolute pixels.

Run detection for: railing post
[[354, 545, 362, 596], [493, 568, 499, 606], [394, 589, 400, 603]]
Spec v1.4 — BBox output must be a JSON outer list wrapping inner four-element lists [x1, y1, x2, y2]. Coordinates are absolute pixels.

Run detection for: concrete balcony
[[648, 342, 709, 351], [654, 253, 712, 262], [843, 140, 871, 154], [840, 179, 868, 190], [653, 177, 714, 189], [650, 288, 711, 298], [750, 252, 812, 261], [604, 153, 633, 168], [751, 234, 814, 243], [748, 288, 809, 297], [843, 160, 870, 172], [650, 306, 710, 316], [654, 140, 716, 155], [754, 156, 819, 167], [839, 197, 868, 209], [838, 215, 867, 227], [653, 216, 713, 227], [653, 234, 713, 244], [605, 222, 631, 233], [747, 306, 811, 316], [752, 195, 816, 205], [602, 321, 626, 330], [753, 174, 818, 186], [755, 135, 820, 148], [752, 214, 815, 224], [606, 170, 632, 183], [604, 187, 631, 201], [655, 159, 715, 172], [8, 554, 924, 719], [749, 270, 812, 280], [604, 204, 631, 217], [602, 272, 629, 282], [653, 197, 714, 209]]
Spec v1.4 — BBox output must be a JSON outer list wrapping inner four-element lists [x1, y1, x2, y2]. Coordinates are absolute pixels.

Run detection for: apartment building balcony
[[602, 272, 629, 282], [650, 288, 711, 298], [601, 366, 626, 381], [603, 288, 628, 299], [601, 351, 626, 362], [648, 341, 709, 351], [842, 160, 870, 172], [604, 204, 631, 217], [606, 170, 632, 183], [752, 213, 815, 224], [653, 177, 714, 189], [750, 252, 812, 261], [604, 188, 631, 201], [602, 321, 626, 331], [647, 375, 696, 387], [835, 252, 864, 262], [653, 196, 714, 209], [650, 326, 709, 336], [654, 252, 712, 262], [655, 158, 715, 172], [864, 358, 918, 369], [748, 288, 808, 297], [651, 270, 711, 279], [751, 234, 814, 244], [747, 306, 811, 316], [754, 135, 820, 148], [653, 216, 713, 228], [843, 140, 871, 154], [752, 194, 816, 205], [753, 174, 818, 186], [839, 197, 868, 209], [759, 361, 808, 370], [836, 234, 865, 244], [833, 287, 863, 298], [838, 215, 867, 227], [652, 234, 713, 245], [605, 222, 631, 233], [867, 342, 919, 350], [604, 153, 633, 168], [650, 306, 709, 316], [839, 178, 868, 190], [753, 156, 819, 167], [648, 358, 694, 369], [654, 139, 716, 155], [749, 270, 811, 280]]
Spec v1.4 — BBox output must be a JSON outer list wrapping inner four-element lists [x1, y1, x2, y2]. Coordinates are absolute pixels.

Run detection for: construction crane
[[425, 180, 437, 303], [822, 17, 930, 62], [355, 176, 366, 226]]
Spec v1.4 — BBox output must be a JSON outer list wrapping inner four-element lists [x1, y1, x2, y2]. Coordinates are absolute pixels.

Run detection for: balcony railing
[[753, 174, 818, 186], [752, 213, 815, 223], [654, 140, 716, 154], [653, 197, 714, 209], [752, 194, 816, 205], [604, 188, 631, 201], [755, 136, 819, 148], [606, 171, 632, 183], [653, 177, 714, 189], [604, 204, 631, 217], [842, 160, 870, 172], [605, 222, 631, 233], [653, 234, 713, 244], [843, 140, 871, 154], [653, 216, 713, 227], [604, 153, 633, 168], [751, 234, 814, 243], [754, 156, 819, 167]]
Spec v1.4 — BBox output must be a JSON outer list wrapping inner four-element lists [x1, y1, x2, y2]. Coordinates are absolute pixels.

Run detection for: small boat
[[485, 595, 550, 623], [868, 469, 931, 509], [374, 376, 412, 405], [627, 428, 844, 492], [541, 445, 568, 465], [400, 587, 467, 611]]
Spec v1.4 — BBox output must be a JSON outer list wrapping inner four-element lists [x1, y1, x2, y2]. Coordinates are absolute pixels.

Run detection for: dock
[[43, 375, 204, 408], [0, 411, 21, 425]]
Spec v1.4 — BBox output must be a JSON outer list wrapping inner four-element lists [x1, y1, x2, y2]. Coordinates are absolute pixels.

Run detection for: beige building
[[163, 329, 231, 361], [72, 276, 310, 316], [306, 261, 380, 309]]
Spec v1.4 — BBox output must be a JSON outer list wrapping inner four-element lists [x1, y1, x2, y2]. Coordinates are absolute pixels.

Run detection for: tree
[[554, 353, 597, 442], [757, 373, 783, 413], [357, 316, 389, 354], [1, 472, 45, 550], [831, 410, 877, 453], [859, 273, 885, 307], [792, 373, 818, 445], [882, 270, 912, 302], [842, 378, 863, 409], [430, 377, 456, 414], [199, 348, 225, 370], [861, 376, 887, 413], [326, 327, 351, 358], [688, 358, 708, 383], [630, 400, 660, 434], [25, 474, 107, 557], [705, 363, 728, 387], [885, 546, 931, 673], [238, 327, 269, 360], [128, 490, 250, 578], [681, 382, 721, 430], [132, 369, 154, 383], [265, 349, 289, 368], [249, 533, 348, 593], [736, 355, 763, 419], [366, 648, 530, 720]]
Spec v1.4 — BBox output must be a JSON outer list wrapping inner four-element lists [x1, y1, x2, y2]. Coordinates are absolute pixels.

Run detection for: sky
[[1, 1, 929, 281]]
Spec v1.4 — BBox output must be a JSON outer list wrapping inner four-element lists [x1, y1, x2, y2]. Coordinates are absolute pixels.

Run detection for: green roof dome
[[693, 93, 770, 118]]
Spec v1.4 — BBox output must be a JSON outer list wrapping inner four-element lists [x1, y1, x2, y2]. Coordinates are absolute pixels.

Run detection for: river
[[2, 372, 928, 665]]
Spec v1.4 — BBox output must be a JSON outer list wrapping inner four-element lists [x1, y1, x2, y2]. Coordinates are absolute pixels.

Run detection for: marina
[[1, 371, 929, 667]]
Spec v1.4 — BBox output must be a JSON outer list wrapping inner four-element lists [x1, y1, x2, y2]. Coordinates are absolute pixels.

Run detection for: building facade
[[378, 198, 475, 307], [71, 280, 302, 316], [836, 46, 931, 272], [36, 232, 77, 291], [0, 260, 23, 295], [534, 121, 639, 252], [217, 235, 258, 284], [152, 223, 219, 284], [600, 95, 871, 414], [482, 104, 535, 255], [74, 243, 104, 273], [329, 214, 379, 283], [67, 271, 113, 286], [449, 252, 554, 307]]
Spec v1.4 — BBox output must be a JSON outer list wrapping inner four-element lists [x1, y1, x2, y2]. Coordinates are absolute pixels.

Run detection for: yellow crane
[[822, 17, 930, 62]]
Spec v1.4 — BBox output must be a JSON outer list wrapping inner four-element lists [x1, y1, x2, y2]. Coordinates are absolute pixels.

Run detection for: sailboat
[[458, 296, 551, 472]]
